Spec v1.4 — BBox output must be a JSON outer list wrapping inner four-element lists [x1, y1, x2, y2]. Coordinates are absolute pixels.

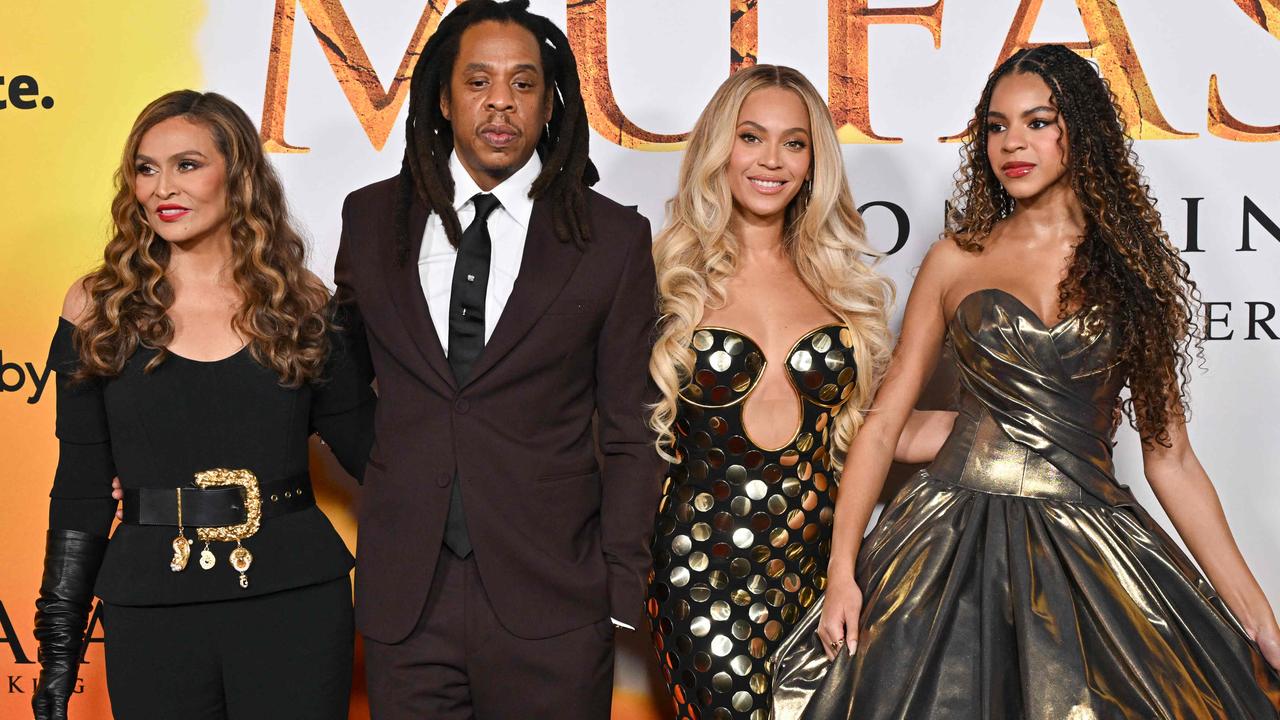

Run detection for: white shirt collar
[[448, 151, 542, 230]]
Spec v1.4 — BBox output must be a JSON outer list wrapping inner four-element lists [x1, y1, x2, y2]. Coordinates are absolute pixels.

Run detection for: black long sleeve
[[311, 303, 376, 482], [46, 320, 116, 538]]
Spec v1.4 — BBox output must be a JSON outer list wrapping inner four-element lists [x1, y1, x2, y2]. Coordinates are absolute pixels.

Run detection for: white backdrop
[[199, 0, 1280, 628]]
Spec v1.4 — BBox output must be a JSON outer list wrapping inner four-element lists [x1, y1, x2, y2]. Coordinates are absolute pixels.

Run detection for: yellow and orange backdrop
[[2, 1, 1278, 717]]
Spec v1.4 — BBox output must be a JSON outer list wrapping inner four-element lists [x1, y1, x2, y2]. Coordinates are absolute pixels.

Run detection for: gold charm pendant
[[170, 488, 190, 572], [198, 542, 216, 570], [230, 542, 253, 589], [170, 535, 191, 572]]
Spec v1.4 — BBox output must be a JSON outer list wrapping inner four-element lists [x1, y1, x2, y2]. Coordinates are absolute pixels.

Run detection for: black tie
[[442, 193, 501, 558]]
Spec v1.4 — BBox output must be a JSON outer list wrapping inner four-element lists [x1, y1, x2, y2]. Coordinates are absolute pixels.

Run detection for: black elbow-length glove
[[32, 529, 107, 720]]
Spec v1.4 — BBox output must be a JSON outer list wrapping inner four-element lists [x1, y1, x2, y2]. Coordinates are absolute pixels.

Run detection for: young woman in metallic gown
[[773, 44, 1280, 720]]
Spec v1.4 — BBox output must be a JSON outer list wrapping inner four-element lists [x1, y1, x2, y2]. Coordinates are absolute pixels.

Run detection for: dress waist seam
[[919, 468, 1107, 507]]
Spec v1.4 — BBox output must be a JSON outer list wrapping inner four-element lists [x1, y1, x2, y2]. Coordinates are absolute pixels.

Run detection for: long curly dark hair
[[946, 45, 1202, 447], [74, 90, 330, 387]]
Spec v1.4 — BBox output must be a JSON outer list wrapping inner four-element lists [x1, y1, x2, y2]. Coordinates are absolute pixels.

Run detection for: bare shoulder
[[60, 276, 92, 323], [916, 236, 972, 290]]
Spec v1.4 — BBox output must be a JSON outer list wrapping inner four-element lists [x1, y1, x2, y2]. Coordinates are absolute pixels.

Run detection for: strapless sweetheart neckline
[[953, 287, 1088, 333]]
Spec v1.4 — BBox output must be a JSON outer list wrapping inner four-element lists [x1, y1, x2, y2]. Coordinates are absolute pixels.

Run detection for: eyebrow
[[462, 62, 541, 74], [135, 150, 210, 162], [738, 120, 810, 135], [986, 106, 1058, 119]]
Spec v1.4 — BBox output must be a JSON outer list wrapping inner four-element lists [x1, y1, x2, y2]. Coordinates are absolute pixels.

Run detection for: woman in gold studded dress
[[772, 45, 1280, 720], [645, 65, 954, 720]]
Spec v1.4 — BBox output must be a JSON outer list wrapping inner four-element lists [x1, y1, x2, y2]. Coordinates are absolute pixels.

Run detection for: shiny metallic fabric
[[771, 289, 1280, 720], [650, 325, 857, 720]]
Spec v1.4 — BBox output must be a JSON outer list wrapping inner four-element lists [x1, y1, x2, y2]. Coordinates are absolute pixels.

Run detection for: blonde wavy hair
[[73, 90, 330, 387], [649, 65, 895, 468]]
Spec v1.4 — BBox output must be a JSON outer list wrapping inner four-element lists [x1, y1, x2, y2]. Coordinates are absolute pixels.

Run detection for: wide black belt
[[121, 471, 313, 527]]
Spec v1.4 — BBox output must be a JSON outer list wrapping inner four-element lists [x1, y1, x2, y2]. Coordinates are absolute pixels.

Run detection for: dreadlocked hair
[[394, 0, 599, 265], [946, 44, 1203, 448]]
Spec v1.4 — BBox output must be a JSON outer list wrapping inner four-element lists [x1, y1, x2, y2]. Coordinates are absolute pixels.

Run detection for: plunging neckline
[[688, 322, 847, 452]]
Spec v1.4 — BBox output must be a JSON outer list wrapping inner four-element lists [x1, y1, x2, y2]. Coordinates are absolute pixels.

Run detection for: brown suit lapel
[[464, 200, 584, 387], [385, 198, 456, 390]]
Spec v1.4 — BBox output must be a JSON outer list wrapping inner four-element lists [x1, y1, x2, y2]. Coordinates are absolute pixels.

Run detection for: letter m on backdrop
[[261, 0, 464, 152]]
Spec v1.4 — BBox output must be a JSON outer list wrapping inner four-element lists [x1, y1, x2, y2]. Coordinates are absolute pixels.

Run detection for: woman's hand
[[1246, 613, 1280, 673], [816, 572, 862, 661], [111, 477, 123, 520]]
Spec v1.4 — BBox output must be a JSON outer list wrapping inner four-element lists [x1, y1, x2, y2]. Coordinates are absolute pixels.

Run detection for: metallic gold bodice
[[929, 288, 1127, 505], [650, 324, 858, 720]]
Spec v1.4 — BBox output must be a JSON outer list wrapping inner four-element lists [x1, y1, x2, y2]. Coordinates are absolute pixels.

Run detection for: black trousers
[[102, 576, 353, 720], [364, 550, 616, 719]]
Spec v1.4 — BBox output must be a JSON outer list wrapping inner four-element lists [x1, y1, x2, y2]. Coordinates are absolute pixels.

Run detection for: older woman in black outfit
[[32, 91, 373, 720]]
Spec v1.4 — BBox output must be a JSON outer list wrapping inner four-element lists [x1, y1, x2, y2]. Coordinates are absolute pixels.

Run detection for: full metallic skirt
[[771, 470, 1280, 720]]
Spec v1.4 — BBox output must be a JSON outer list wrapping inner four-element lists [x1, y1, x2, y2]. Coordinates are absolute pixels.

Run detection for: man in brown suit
[[333, 1, 662, 717]]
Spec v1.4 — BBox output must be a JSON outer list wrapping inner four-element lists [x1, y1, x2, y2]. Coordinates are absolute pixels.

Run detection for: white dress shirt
[[419, 152, 541, 354], [417, 152, 634, 632]]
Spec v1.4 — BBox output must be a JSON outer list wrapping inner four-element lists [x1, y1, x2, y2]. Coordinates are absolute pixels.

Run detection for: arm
[[48, 281, 117, 536], [1143, 420, 1280, 670], [818, 242, 954, 658], [34, 282, 115, 720], [894, 409, 957, 464], [315, 195, 380, 483], [310, 300, 376, 483], [594, 214, 665, 630]]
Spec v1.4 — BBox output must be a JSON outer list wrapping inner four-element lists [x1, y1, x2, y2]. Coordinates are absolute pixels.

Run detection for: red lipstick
[[1001, 162, 1036, 179], [155, 204, 191, 223]]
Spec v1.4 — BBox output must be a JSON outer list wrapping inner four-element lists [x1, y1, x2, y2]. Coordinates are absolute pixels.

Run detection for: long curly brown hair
[[947, 45, 1202, 447], [74, 90, 330, 387]]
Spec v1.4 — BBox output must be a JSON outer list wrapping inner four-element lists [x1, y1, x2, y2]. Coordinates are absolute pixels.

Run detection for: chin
[[474, 149, 529, 176], [479, 157, 520, 174], [153, 231, 193, 244], [1004, 184, 1051, 201]]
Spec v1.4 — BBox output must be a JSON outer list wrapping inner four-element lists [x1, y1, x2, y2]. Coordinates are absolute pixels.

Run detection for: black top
[[46, 309, 375, 606]]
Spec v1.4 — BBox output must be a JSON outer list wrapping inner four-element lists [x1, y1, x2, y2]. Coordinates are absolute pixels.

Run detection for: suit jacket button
[[454, 398, 470, 414], [436, 473, 451, 488]]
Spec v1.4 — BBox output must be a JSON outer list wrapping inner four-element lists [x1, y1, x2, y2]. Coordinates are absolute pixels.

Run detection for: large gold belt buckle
[[193, 468, 261, 588], [194, 468, 262, 542]]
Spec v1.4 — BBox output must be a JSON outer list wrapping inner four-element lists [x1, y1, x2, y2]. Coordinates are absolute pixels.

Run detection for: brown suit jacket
[[335, 177, 663, 643]]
